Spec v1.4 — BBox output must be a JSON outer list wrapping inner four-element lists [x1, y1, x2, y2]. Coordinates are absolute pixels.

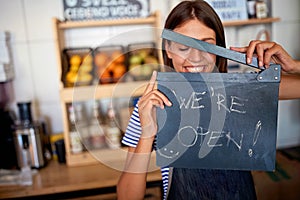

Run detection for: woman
[[117, 1, 257, 200]]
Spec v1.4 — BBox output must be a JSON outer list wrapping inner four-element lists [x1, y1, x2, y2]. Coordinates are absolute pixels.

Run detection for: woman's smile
[[182, 65, 208, 73]]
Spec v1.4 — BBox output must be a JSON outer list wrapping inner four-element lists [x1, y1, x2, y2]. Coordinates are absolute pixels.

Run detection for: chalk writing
[[248, 120, 262, 157], [176, 123, 256, 156], [172, 88, 248, 114]]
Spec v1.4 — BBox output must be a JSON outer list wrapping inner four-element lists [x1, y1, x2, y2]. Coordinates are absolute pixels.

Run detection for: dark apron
[[167, 168, 257, 200]]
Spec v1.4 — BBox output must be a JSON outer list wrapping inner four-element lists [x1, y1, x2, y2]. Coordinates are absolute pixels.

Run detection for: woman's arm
[[117, 140, 154, 200], [280, 74, 300, 100], [117, 71, 172, 200]]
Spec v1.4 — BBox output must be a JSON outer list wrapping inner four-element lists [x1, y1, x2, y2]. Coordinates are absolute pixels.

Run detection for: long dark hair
[[162, 0, 227, 72]]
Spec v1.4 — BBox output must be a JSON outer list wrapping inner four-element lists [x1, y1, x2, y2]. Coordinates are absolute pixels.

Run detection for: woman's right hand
[[137, 71, 172, 139]]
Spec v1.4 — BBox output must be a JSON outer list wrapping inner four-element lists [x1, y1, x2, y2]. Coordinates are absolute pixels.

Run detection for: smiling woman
[[117, 1, 256, 200]]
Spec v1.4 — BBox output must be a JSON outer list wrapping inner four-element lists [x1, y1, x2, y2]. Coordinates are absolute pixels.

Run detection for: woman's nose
[[186, 48, 204, 63]]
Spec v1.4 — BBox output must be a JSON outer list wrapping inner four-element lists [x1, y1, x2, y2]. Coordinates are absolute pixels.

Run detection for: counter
[[0, 160, 162, 199]]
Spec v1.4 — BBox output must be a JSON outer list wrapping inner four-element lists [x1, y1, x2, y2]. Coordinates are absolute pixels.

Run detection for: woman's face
[[166, 19, 217, 73]]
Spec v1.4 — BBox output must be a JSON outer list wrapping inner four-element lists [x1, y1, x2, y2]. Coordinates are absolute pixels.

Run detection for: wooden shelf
[[56, 12, 160, 29], [55, 16, 280, 29], [60, 81, 147, 103], [223, 17, 280, 27]]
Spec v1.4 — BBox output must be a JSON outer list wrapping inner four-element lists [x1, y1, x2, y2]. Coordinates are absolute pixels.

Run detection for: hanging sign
[[156, 71, 280, 171], [63, 0, 150, 21], [205, 0, 248, 21]]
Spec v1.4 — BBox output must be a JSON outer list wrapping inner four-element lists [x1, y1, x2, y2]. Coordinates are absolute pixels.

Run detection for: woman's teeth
[[185, 66, 205, 72]]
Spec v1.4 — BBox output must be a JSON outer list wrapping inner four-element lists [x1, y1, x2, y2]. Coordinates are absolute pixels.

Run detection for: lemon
[[70, 55, 82, 66]]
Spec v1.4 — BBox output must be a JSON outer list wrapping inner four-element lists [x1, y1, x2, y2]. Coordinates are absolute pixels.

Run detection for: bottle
[[105, 103, 121, 149], [247, 0, 256, 19], [73, 103, 90, 150], [89, 101, 106, 149], [255, 0, 268, 19], [68, 105, 83, 154]]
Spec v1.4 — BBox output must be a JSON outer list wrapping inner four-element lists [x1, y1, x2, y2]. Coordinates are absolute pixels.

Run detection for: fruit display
[[61, 43, 160, 87], [127, 42, 160, 80], [63, 48, 93, 87], [93, 46, 127, 84]]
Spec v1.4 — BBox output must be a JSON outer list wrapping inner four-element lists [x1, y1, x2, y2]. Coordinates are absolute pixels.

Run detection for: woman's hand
[[230, 40, 300, 74], [137, 71, 172, 139]]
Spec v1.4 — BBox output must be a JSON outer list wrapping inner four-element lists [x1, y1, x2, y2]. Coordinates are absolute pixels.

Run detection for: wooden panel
[[57, 12, 159, 29], [60, 81, 147, 103], [223, 17, 280, 27]]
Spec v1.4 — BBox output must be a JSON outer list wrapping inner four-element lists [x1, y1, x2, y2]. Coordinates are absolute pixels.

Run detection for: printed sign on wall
[[205, 0, 248, 21], [63, 0, 150, 21]]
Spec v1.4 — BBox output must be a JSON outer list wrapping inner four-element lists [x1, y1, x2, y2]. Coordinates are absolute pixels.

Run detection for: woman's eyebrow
[[201, 37, 216, 42]]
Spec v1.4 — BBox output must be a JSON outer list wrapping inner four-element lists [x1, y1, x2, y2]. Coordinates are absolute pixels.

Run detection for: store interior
[[0, 0, 300, 199]]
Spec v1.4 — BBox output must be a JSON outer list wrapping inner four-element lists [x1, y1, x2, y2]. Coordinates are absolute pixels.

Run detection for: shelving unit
[[53, 10, 280, 167], [53, 11, 162, 167], [223, 17, 280, 27]]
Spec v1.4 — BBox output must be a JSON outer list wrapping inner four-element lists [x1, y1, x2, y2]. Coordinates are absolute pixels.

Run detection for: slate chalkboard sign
[[156, 67, 280, 171]]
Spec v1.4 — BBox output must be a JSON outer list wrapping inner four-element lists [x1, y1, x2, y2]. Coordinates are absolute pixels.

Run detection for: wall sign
[[205, 0, 248, 21], [156, 69, 280, 171], [63, 0, 150, 21]]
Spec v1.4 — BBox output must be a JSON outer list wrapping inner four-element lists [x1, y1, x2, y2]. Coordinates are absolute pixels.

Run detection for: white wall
[[272, 0, 300, 148], [0, 0, 299, 148]]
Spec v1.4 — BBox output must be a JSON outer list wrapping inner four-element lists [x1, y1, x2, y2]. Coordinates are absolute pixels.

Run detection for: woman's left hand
[[230, 40, 300, 74], [137, 71, 172, 139]]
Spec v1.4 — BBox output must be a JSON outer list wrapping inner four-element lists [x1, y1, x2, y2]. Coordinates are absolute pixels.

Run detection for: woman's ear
[[165, 41, 173, 59]]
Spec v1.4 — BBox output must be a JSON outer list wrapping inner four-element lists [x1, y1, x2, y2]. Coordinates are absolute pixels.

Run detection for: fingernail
[[247, 57, 251, 64], [259, 61, 263, 67], [152, 70, 157, 77], [168, 101, 172, 106]]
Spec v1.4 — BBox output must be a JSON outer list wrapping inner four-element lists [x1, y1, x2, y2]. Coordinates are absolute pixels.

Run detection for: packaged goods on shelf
[[127, 42, 160, 81], [62, 48, 93, 87], [89, 100, 107, 150], [93, 45, 127, 84]]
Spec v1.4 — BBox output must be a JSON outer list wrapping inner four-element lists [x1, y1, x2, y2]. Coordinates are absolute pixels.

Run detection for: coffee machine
[[13, 102, 46, 169]]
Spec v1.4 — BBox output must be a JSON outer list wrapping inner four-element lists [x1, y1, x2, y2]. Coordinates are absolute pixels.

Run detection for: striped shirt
[[122, 105, 169, 200]]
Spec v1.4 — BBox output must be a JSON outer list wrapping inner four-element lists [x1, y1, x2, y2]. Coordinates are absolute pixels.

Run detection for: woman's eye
[[179, 47, 189, 51]]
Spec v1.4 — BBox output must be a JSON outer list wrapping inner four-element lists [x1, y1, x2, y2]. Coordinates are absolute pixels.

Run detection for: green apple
[[129, 55, 143, 65]]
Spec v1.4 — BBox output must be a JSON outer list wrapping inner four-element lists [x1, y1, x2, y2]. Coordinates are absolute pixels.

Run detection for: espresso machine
[[13, 102, 46, 169]]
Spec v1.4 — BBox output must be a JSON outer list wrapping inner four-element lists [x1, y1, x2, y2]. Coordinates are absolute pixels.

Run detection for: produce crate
[[127, 42, 160, 81], [62, 48, 93, 87], [93, 45, 127, 84]]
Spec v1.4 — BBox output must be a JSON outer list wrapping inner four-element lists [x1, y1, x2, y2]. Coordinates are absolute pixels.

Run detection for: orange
[[95, 53, 109, 67], [113, 64, 126, 78], [111, 50, 125, 63]]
